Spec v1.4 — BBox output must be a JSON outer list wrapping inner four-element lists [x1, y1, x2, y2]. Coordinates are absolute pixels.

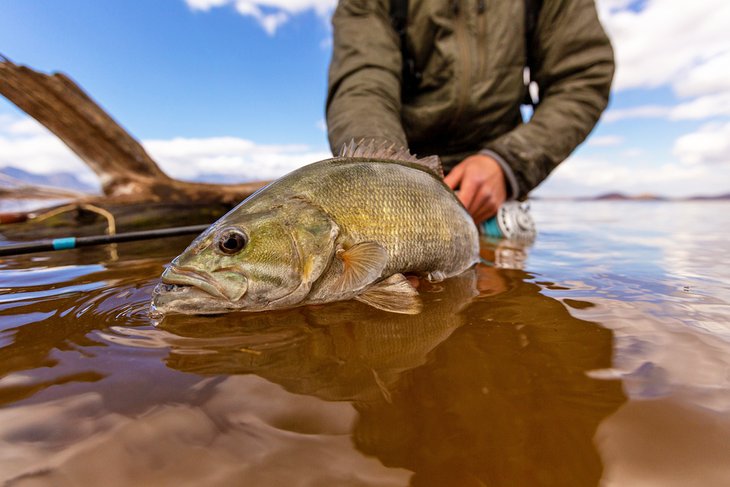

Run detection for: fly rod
[[0, 224, 210, 257]]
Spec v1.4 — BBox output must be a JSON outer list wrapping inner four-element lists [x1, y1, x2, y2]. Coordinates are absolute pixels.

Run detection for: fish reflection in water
[[161, 270, 479, 403], [159, 265, 626, 486]]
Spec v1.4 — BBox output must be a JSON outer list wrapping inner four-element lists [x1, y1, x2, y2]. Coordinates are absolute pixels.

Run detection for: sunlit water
[[0, 201, 728, 486]]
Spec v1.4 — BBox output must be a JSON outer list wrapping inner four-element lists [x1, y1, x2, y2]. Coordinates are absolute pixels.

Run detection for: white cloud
[[620, 148, 644, 158], [143, 136, 331, 181], [0, 115, 98, 186], [586, 135, 624, 147], [673, 51, 730, 98], [604, 93, 730, 123], [186, 0, 229, 10], [185, 0, 336, 34], [259, 11, 289, 35], [673, 122, 730, 166], [597, 0, 730, 125], [602, 105, 671, 123], [0, 114, 48, 136], [534, 154, 727, 198], [598, 0, 730, 93], [233, 2, 289, 35], [319, 36, 333, 50], [0, 113, 331, 187], [668, 92, 730, 120]]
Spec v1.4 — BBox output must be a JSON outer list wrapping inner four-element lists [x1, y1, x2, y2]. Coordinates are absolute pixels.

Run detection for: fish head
[[152, 203, 339, 315]]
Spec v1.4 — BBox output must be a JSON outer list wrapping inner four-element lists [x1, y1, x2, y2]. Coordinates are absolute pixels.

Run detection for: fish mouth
[[160, 265, 230, 300], [152, 266, 249, 315], [151, 282, 235, 316]]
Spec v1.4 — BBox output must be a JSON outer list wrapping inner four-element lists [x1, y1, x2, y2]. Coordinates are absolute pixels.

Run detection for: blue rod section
[[0, 224, 210, 257], [52, 237, 77, 250]]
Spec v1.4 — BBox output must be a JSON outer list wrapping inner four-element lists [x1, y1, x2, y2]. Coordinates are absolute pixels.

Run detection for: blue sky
[[0, 0, 332, 143], [1, 0, 729, 197]]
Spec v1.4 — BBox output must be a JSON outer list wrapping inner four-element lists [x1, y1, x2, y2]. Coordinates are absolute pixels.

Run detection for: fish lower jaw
[[161, 267, 229, 300], [151, 282, 238, 315]]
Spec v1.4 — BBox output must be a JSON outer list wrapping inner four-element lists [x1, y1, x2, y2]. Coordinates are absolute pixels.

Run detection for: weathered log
[[0, 55, 267, 205], [0, 202, 233, 240]]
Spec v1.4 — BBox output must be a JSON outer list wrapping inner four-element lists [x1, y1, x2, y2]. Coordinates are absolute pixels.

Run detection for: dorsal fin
[[339, 138, 444, 178]]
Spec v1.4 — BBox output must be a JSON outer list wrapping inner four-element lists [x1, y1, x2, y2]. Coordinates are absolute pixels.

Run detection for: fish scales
[[249, 159, 474, 275]]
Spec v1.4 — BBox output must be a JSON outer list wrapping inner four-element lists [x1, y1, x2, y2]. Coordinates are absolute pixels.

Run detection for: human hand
[[444, 154, 507, 224]]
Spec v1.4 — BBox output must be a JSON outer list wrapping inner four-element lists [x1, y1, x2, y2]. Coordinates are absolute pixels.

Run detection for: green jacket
[[326, 0, 614, 198]]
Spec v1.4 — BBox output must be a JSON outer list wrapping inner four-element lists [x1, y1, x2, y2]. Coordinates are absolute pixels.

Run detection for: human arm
[[326, 0, 407, 153], [483, 0, 615, 198]]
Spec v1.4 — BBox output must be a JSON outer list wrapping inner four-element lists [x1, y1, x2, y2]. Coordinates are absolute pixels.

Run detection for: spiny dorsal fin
[[339, 138, 444, 178]]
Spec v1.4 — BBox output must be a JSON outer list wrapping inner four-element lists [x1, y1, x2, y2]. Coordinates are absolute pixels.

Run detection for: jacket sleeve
[[482, 0, 614, 198], [326, 0, 408, 154]]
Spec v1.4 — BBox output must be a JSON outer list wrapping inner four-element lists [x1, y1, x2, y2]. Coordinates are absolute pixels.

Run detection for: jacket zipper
[[450, 0, 472, 131], [476, 0, 487, 80]]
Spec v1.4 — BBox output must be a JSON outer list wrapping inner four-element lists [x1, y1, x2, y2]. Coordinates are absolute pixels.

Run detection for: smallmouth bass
[[152, 141, 479, 315]]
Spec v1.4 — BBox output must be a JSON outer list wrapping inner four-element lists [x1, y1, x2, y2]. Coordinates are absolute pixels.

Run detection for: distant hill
[[0, 167, 99, 193], [574, 192, 730, 202], [581, 192, 668, 201], [686, 193, 730, 201]]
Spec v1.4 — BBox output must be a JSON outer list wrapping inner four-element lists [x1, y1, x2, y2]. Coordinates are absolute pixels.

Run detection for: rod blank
[[0, 224, 210, 257]]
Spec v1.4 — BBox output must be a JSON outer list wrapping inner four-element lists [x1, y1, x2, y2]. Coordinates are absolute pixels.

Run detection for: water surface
[[1, 201, 729, 486]]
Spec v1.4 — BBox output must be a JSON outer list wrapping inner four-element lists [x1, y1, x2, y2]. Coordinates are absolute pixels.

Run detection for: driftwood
[[0, 202, 238, 240], [0, 55, 274, 239], [0, 54, 267, 206]]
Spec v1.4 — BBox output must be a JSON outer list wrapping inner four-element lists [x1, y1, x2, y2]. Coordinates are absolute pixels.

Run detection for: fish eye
[[217, 230, 248, 255]]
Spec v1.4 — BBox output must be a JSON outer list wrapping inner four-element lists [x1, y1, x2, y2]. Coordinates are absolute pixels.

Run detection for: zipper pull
[[477, 0, 486, 14]]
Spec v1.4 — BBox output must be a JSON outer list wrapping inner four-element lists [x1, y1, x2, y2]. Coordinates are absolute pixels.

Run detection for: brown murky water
[[1, 200, 729, 486]]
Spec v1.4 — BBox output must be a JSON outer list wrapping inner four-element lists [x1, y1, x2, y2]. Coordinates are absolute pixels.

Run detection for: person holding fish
[[326, 0, 614, 226], [153, 0, 613, 316]]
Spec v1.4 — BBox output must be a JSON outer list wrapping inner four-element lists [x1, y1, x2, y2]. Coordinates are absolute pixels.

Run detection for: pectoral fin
[[355, 273, 423, 315], [333, 241, 388, 294]]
